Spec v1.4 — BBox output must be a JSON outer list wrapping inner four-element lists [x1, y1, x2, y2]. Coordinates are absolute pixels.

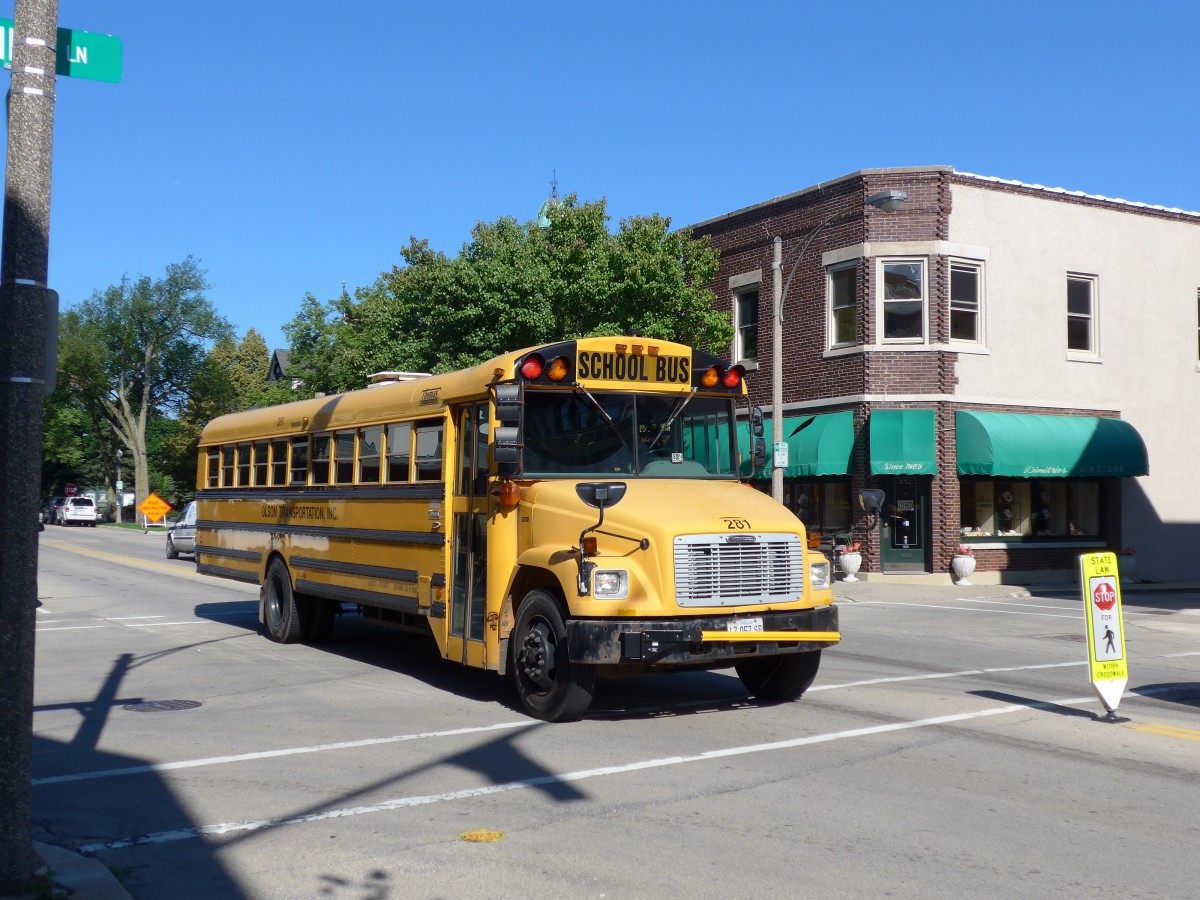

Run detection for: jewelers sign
[[1078, 551, 1128, 713]]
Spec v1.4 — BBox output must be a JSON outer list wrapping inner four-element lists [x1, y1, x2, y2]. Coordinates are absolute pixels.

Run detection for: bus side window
[[359, 427, 381, 483], [311, 435, 331, 485], [334, 432, 355, 484], [253, 441, 269, 486], [414, 421, 444, 482], [386, 423, 412, 483], [271, 439, 288, 486], [221, 446, 235, 487], [206, 448, 220, 489], [290, 437, 309, 485], [236, 443, 251, 487]]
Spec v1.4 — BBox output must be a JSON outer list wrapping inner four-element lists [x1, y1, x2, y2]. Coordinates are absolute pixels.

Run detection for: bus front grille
[[673, 533, 805, 607]]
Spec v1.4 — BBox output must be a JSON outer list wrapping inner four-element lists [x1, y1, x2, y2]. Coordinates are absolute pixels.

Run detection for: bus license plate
[[727, 617, 764, 633]]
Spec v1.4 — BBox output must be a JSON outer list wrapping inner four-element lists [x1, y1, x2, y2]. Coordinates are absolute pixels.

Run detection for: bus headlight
[[593, 569, 629, 599], [809, 560, 831, 591]]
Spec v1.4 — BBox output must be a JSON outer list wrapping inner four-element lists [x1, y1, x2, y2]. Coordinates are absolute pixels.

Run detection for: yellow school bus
[[195, 337, 839, 720]]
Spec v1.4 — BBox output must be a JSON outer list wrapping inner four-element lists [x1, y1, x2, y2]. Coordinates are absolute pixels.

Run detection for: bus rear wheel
[[735, 650, 822, 701], [264, 559, 302, 644], [511, 590, 596, 722]]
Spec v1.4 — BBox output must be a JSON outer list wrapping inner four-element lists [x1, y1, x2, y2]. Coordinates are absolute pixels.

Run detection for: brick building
[[690, 166, 1200, 584]]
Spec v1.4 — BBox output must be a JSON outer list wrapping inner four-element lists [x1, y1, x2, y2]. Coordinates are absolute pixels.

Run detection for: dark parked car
[[46, 496, 67, 524]]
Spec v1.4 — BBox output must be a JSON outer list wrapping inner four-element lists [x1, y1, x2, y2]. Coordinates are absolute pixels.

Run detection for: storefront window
[[960, 479, 1100, 538], [782, 480, 851, 536]]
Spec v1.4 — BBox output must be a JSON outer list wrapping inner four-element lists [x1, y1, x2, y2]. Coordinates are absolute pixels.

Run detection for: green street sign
[[1, 18, 122, 83]]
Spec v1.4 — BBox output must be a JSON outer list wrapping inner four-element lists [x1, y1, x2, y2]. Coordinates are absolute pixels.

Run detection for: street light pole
[[769, 191, 907, 505], [116, 448, 123, 524]]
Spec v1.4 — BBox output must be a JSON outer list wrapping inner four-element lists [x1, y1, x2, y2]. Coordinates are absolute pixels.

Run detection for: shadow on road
[[192, 601, 762, 722]]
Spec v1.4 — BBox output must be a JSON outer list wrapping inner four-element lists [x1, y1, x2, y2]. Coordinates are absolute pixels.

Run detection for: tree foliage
[[162, 328, 299, 500], [287, 196, 728, 392], [56, 257, 232, 510]]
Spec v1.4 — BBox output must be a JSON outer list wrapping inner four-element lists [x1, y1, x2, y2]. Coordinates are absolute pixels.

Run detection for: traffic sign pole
[[0, 0, 57, 888], [1079, 552, 1131, 723]]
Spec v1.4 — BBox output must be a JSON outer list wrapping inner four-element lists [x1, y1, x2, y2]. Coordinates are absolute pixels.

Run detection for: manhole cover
[[1043, 633, 1085, 642], [122, 700, 203, 712]]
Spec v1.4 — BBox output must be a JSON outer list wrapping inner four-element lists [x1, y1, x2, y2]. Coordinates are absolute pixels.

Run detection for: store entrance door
[[880, 476, 930, 573]]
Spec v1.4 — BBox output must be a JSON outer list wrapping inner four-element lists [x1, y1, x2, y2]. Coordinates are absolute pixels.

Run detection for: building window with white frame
[[881, 259, 926, 342], [734, 286, 759, 363], [950, 261, 983, 343], [828, 263, 858, 347], [1067, 273, 1097, 354]]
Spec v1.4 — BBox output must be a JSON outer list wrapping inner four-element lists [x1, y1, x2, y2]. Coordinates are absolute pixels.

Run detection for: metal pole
[[0, 0, 58, 889], [771, 237, 784, 503]]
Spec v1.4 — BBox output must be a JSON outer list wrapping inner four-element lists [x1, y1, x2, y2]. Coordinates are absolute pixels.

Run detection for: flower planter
[[1119, 555, 1138, 584], [951, 554, 976, 585], [838, 551, 862, 583]]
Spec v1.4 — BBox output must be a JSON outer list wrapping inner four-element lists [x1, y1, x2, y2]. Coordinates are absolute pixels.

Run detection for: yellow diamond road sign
[[137, 493, 172, 523]]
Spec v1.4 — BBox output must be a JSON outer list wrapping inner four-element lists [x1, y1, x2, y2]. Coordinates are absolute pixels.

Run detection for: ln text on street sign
[[137, 493, 172, 524], [0, 18, 122, 83], [1078, 551, 1129, 713]]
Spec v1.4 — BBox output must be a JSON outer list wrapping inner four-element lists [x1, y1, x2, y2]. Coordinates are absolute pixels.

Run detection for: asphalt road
[[33, 524, 1200, 899]]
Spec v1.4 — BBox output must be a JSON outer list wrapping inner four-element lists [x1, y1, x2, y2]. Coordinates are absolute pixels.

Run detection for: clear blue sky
[[8, 1, 1200, 354]]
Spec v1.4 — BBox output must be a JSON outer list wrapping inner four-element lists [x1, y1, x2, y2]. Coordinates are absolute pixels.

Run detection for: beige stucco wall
[[949, 182, 1200, 582]]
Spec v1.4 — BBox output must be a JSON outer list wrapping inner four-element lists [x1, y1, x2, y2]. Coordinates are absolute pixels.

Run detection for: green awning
[[956, 411, 1148, 478], [739, 411, 855, 478], [869, 409, 937, 475]]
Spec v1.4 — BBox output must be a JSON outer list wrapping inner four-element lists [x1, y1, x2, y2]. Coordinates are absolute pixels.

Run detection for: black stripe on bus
[[196, 519, 446, 547], [195, 544, 262, 562], [291, 557, 423, 583], [197, 563, 260, 584], [294, 580, 421, 616], [195, 485, 445, 502]]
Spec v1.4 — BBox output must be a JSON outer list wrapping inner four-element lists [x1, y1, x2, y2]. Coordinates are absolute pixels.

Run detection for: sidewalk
[[832, 574, 1200, 605], [0, 843, 132, 900]]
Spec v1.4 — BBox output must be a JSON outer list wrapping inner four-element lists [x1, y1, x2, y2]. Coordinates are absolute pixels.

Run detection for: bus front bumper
[[565, 606, 839, 665]]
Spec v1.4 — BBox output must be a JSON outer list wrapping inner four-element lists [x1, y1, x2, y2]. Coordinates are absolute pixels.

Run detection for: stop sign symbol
[[65, 483, 78, 497], [1093, 581, 1117, 611]]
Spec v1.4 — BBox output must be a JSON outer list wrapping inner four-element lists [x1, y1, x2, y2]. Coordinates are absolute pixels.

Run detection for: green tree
[[56, 258, 233, 514], [287, 196, 728, 392], [162, 328, 300, 498]]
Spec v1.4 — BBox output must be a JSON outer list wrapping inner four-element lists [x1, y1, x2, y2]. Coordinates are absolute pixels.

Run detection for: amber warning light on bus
[[700, 363, 746, 390]]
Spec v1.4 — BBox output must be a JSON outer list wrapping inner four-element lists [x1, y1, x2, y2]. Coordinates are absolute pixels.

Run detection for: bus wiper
[[570, 382, 628, 446], [647, 388, 698, 451]]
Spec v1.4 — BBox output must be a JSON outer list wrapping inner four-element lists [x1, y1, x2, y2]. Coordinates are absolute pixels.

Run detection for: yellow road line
[[1123, 722, 1200, 742], [40, 539, 215, 580]]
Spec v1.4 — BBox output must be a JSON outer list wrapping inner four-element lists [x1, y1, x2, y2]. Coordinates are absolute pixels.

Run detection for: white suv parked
[[59, 496, 98, 527]]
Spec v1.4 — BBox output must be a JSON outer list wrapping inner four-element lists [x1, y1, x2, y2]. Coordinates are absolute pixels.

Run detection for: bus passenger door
[[449, 404, 490, 668]]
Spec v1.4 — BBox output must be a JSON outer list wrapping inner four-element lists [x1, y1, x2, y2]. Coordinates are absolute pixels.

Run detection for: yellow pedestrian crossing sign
[[1079, 552, 1128, 719]]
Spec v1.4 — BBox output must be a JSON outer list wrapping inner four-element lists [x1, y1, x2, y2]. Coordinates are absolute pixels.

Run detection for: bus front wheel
[[264, 559, 302, 644], [512, 590, 596, 722], [735, 650, 822, 701]]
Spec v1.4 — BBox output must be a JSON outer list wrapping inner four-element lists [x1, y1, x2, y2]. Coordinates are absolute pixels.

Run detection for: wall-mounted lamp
[[865, 189, 908, 213], [859, 488, 886, 514]]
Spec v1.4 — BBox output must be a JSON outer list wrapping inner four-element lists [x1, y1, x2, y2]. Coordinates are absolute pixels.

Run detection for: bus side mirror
[[493, 384, 523, 475], [751, 407, 767, 470]]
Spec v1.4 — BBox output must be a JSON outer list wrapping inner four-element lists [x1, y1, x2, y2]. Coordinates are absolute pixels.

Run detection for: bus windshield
[[521, 390, 740, 478]]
